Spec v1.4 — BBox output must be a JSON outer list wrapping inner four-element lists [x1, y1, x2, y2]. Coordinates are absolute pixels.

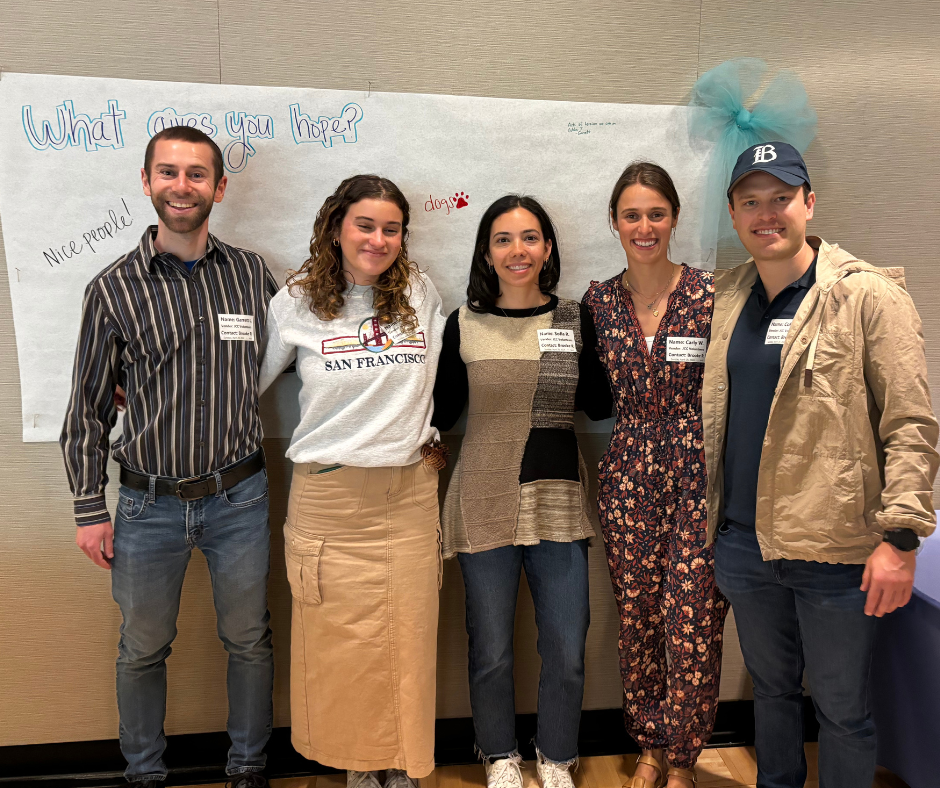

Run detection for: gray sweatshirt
[[259, 274, 446, 467]]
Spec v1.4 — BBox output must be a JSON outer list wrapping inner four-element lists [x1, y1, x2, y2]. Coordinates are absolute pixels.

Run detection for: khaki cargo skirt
[[284, 460, 442, 778]]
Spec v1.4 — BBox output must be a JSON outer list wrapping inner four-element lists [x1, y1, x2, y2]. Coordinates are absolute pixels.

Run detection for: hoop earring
[[332, 238, 339, 247]]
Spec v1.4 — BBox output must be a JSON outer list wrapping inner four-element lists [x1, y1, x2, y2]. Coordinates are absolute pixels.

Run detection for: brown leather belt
[[119, 449, 265, 501]]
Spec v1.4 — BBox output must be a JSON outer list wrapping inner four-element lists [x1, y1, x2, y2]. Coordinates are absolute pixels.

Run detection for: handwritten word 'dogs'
[[42, 200, 134, 267], [223, 112, 275, 173], [147, 108, 218, 137], [425, 191, 470, 216], [290, 103, 363, 147], [22, 99, 127, 151]]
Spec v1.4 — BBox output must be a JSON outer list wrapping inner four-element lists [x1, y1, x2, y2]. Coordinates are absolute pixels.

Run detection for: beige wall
[[1, 0, 937, 747]]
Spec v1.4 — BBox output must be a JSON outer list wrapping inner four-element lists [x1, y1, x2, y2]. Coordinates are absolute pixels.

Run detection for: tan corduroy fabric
[[284, 461, 442, 777]]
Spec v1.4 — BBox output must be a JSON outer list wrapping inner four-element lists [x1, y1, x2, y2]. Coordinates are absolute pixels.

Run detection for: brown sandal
[[623, 754, 666, 788], [665, 766, 697, 786]]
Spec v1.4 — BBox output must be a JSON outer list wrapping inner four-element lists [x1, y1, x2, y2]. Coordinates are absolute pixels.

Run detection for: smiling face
[[485, 207, 552, 295], [729, 171, 815, 263], [336, 198, 404, 286], [613, 183, 678, 267], [142, 138, 226, 235]]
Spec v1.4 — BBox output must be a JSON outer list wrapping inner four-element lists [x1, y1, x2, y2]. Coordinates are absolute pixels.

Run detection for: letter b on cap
[[753, 144, 777, 164]]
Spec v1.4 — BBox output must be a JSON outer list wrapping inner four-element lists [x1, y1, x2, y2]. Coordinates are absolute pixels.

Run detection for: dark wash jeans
[[457, 539, 590, 764], [714, 520, 876, 788], [110, 468, 274, 781]]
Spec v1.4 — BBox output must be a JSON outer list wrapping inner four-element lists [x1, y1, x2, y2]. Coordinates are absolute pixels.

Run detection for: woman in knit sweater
[[259, 175, 446, 788], [432, 195, 611, 788]]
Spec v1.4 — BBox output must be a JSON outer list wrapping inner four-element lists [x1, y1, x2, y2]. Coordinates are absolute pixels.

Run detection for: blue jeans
[[714, 521, 876, 788], [111, 468, 274, 781], [457, 540, 590, 764]]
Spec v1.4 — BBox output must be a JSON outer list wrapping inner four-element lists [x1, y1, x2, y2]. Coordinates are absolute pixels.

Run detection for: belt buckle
[[176, 475, 207, 500]]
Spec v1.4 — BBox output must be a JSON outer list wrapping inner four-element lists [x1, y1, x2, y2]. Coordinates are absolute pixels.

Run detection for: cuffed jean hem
[[536, 744, 579, 768], [475, 744, 521, 763], [127, 775, 165, 784]]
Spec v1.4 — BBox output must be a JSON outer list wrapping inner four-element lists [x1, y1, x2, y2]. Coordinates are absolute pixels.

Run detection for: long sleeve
[[575, 301, 613, 420], [431, 309, 468, 431], [259, 297, 297, 395], [862, 281, 939, 537], [59, 283, 123, 527]]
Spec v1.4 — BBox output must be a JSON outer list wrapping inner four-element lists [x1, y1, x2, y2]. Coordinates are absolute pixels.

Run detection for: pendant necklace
[[625, 267, 676, 318]]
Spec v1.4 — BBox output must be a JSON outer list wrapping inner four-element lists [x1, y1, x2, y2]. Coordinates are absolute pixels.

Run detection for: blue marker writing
[[222, 112, 274, 173], [290, 103, 363, 148], [22, 99, 126, 151]]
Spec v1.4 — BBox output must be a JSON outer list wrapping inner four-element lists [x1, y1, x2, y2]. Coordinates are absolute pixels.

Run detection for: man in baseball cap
[[702, 142, 938, 788]]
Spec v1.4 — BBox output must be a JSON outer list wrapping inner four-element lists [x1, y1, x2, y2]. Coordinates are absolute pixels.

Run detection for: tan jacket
[[703, 237, 939, 563]]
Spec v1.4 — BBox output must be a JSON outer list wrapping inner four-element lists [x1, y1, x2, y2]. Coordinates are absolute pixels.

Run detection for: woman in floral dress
[[583, 162, 728, 788]]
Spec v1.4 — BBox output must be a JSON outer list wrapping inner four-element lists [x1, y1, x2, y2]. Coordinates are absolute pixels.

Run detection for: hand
[[861, 541, 916, 617], [114, 385, 127, 412], [76, 521, 114, 569]]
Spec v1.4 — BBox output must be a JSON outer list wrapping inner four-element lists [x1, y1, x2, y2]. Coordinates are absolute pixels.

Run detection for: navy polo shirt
[[723, 257, 817, 529]]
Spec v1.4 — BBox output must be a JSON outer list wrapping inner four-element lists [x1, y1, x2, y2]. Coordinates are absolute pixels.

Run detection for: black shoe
[[127, 782, 163, 788], [227, 773, 269, 788]]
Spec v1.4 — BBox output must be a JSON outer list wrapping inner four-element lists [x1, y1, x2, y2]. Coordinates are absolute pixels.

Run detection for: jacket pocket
[[284, 522, 325, 605], [773, 453, 868, 546]]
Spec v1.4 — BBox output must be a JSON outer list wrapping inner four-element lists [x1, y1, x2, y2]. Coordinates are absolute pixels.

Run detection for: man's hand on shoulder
[[76, 521, 114, 569], [861, 541, 916, 617]]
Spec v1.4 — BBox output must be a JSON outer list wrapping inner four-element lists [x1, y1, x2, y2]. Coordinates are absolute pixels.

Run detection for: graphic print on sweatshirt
[[322, 315, 427, 371]]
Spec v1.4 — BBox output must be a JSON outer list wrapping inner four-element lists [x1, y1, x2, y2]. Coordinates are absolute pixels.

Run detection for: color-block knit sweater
[[432, 295, 612, 558]]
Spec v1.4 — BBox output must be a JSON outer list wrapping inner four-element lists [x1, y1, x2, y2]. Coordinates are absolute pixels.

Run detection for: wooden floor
[[199, 745, 908, 788]]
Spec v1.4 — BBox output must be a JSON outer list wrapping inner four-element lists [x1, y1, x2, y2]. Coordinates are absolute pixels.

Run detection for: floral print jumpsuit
[[583, 265, 728, 769]]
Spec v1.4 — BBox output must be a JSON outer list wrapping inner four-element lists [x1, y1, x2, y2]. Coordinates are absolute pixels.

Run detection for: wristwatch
[[883, 528, 920, 552]]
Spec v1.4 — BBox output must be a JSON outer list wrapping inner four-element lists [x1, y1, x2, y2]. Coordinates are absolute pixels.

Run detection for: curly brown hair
[[287, 174, 421, 329]]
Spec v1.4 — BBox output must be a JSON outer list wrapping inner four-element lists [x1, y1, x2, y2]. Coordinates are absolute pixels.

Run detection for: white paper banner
[[0, 72, 714, 441]]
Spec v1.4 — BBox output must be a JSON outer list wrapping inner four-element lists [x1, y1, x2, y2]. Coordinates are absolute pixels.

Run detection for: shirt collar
[[139, 225, 224, 272], [752, 254, 818, 308]]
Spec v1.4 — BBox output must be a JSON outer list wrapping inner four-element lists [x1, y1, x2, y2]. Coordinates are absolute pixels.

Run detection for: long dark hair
[[287, 174, 420, 329], [467, 195, 561, 313]]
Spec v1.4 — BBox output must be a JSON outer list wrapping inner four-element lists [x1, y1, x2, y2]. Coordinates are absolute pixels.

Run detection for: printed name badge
[[384, 319, 422, 345], [765, 319, 793, 345], [218, 314, 255, 341], [537, 329, 577, 353], [666, 336, 707, 363]]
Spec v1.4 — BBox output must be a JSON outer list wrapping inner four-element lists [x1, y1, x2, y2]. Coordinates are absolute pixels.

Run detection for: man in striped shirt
[[60, 127, 277, 788]]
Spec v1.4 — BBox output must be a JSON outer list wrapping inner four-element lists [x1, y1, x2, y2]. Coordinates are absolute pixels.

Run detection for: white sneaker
[[486, 755, 524, 788], [385, 769, 419, 788], [536, 753, 576, 788], [347, 771, 383, 788]]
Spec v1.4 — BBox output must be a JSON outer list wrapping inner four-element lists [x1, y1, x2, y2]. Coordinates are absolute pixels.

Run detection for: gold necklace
[[625, 267, 676, 318]]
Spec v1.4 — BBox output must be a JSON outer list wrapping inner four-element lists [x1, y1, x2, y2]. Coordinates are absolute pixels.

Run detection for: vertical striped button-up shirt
[[61, 227, 279, 526]]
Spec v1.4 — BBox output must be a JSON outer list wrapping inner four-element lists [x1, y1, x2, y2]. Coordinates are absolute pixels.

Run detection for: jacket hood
[[813, 237, 906, 291]]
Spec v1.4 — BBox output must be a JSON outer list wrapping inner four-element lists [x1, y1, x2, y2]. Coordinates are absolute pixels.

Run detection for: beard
[[151, 192, 215, 234]]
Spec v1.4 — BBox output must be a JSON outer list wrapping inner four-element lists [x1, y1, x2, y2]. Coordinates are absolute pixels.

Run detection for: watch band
[[883, 528, 920, 552]]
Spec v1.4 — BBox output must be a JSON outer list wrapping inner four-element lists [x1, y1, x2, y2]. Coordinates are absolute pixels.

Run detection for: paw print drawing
[[454, 191, 470, 209]]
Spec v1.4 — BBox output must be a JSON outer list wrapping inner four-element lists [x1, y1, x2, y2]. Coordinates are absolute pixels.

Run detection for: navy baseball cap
[[727, 141, 811, 199]]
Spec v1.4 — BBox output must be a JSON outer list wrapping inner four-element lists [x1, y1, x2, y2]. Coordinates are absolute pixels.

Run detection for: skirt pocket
[[284, 521, 325, 605]]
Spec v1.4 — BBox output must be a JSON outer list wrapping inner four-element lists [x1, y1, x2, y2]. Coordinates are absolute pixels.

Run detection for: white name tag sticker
[[218, 313, 255, 341], [666, 336, 708, 363], [538, 329, 577, 353], [385, 319, 422, 345], [765, 319, 793, 345]]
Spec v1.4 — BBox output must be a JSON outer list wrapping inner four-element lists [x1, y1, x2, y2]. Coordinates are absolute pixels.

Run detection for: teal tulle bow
[[688, 58, 818, 252]]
